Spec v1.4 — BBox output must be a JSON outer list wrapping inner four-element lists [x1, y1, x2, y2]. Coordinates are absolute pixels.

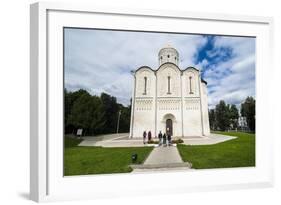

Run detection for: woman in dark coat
[[166, 128, 171, 146], [143, 131, 147, 144], [167, 133, 171, 146], [158, 131, 163, 146], [163, 133, 167, 146], [148, 131, 152, 141]]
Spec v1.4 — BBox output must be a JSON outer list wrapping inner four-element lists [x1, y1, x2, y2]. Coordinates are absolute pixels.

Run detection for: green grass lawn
[[177, 131, 255, 169], [64, 135, 83, 148], [64, 136, 153, 176]]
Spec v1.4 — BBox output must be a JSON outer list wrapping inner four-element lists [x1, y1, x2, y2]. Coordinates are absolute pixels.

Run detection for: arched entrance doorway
[[166, 119, 173, 136]]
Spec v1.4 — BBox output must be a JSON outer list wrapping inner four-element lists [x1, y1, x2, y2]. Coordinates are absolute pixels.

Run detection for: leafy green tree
[[118, 104, 131, 133], [64, 89, 132, 136], [64, 89, 89, 134], [229, 104, 239, 129], [68, 91, 105, 135], [215, 100, 230, 131], [241, 96, 255, 132], [100, 93, 119, 133], [209, 109, 216, 130]]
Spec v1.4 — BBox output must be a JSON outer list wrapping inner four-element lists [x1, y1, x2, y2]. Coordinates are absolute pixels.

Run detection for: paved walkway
[[182, 134, 237, 145], [131, 145, 192, 172], [144, 145, 182, 165]]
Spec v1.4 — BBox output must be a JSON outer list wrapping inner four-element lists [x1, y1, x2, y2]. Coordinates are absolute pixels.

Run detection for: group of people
[[142, 128, 172, 146]]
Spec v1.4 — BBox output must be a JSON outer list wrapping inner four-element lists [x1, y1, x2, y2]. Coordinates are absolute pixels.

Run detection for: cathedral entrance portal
[[166, 119, 173, 136]]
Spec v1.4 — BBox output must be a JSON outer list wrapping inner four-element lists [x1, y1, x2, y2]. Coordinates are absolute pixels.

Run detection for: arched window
[[167, 55, 170, 58], [189, 76, 194, 94], [167, 76, 171, 94], [143, 77, 147, 95]]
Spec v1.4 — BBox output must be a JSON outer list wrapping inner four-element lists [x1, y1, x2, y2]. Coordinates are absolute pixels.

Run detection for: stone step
[[130, 162, 192, 169]]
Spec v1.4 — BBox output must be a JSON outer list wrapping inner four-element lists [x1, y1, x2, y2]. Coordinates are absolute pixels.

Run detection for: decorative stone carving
[[135, 99, 153, 111], [158, 99, 180, 110], [185, 98, 200, 110]]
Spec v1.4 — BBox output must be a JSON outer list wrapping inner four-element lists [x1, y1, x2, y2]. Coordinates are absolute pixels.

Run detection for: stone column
[[129, 72, 136, 138], [198, 73, 204, 136], [180, 72, 184, 137]]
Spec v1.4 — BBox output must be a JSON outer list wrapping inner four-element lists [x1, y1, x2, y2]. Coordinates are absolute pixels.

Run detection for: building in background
[[238, 115, 249, 131]]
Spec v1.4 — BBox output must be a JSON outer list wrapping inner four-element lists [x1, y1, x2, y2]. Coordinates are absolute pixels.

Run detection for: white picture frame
[[30, 2, 274, 202]]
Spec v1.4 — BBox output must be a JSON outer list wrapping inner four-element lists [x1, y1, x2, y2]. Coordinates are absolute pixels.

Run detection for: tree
[[241, 96, 255, 132], [118, 104, 131, 133], [209, 109, 216, 130], [64, 89, 132, 136], [100, 93, 119, 133], [215, 100, 230, 131], [67, 91, 105, 135], [64, 89, 89, 134], [229, 104, 239, 129]]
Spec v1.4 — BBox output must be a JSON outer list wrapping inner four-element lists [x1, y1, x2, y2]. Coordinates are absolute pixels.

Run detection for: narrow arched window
[[189, 76, 193, 94], [167, 76, 171, 94], [143, 77, 147, 95]]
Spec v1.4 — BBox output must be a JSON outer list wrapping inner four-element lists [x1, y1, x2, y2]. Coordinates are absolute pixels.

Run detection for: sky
[[64, 28, 255, 109]]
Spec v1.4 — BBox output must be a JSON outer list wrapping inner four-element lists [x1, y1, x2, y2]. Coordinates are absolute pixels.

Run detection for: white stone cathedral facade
[[129, 46, 210, 138]]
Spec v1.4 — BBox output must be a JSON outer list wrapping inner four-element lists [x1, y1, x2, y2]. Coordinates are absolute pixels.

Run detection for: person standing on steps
[[167, 128, 172, 146], [158, 131, 163, 146], [167, 128, 171, 146], [163, 133, 167, 147], [148, 131, 152, 142], [143, 131, 147, 144]]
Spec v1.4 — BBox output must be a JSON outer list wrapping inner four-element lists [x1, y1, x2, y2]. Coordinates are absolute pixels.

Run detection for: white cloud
[[65, 29, 207, 105], [64, 29, 255, 108], [204, 36, 255, 108]]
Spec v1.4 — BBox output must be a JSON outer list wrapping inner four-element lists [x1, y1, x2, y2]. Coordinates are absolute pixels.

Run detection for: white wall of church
[[156, 64, 182, 137], [182, 98, 202, 136], [181, 69, 202, 136], [130, 47, 210, 138], [182, 69, 200, 97], [135, 68, 155, 97], [157, 64, 181, 97], [131, 68, 156, 138], [156, 101, 182, 137], [201, 82, 211, 136]]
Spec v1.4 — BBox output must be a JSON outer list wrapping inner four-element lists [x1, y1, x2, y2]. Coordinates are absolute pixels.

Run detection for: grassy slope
[[64, 136, 83, 148], [64, 136, 153, 176], [177, 132, 255, 169]]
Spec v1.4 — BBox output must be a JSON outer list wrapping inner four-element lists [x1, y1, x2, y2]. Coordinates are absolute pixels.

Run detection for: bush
[[172, 138, 184, 144], [147, 140, 159, 144], [147, 138, 184, 144]]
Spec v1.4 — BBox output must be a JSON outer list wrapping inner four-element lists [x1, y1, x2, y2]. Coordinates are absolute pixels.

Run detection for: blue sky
[[64, 28, 255, 108]]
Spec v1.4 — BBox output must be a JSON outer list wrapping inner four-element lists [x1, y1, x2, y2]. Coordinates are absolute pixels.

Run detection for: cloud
[[64, 28, 255, 108], [198, 36, 256, 108], [64, 28, 207, 105]]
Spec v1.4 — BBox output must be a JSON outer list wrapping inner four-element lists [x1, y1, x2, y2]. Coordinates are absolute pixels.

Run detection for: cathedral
[[129, 45, 210, 138]]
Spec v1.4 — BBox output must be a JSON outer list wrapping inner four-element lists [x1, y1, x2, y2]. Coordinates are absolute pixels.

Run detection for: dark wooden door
[[166, 119, 173, 136]]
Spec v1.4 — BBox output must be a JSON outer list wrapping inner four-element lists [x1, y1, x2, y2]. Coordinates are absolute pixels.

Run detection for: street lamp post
[[116, 110, 121, 134]]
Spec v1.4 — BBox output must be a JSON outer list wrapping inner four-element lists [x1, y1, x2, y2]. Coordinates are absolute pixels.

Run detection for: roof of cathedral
[[201, 78, 207, 85], [134, 62, 207, 84], [135, 62, 199, 73]]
